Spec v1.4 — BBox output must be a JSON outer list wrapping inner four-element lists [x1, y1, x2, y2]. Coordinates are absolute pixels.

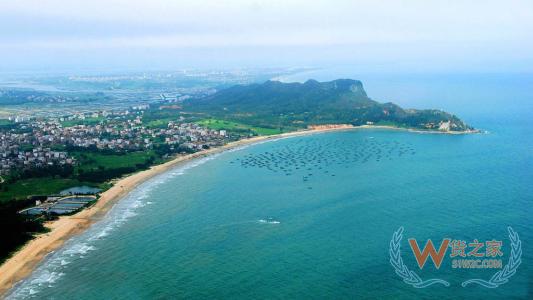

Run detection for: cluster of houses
[[0, 146, 72, 175], [162, 121, 227, 150], [0, 109, 230, 176]]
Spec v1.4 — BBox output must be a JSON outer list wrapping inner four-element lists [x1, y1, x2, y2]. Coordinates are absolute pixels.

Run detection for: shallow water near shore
[[6, 73, 533, 299]]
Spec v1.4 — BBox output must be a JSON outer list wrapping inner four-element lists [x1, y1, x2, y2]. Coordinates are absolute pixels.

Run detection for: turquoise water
[[7, 73, 533, 299]]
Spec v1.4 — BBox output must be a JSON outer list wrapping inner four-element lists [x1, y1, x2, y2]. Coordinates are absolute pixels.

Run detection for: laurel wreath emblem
[[461, 226, 522, 288], [390, 226, 521, 288], [389, 226, 450, 288]]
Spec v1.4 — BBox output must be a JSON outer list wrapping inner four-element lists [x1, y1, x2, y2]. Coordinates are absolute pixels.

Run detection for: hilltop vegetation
[[185, 79, 473, 132]]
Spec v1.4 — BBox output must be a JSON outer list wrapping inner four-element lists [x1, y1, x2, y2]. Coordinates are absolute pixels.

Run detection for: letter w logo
[[408, 239, 451, 269]]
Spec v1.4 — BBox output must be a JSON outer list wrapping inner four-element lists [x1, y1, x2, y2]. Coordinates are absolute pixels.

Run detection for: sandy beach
[[0, 124, 474, 296], [0, 126, 354, 297]]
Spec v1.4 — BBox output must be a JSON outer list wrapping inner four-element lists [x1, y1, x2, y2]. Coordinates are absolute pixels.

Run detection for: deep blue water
[[6, 71, 533, 299]]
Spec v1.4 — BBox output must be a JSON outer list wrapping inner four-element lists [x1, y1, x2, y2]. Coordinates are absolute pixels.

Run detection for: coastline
[[357, 124, 481, 135], [0, 124, 474, 296], [0, 127, 344, 296]]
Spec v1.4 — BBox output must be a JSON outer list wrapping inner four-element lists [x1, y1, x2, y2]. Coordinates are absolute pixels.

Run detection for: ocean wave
[[258, 218, 281, 224], [6, 154, 219, 299], [12, 271, 65, 297]]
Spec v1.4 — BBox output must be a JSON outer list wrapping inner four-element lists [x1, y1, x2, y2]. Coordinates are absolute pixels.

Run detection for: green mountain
[[185, 79, 473, 132]]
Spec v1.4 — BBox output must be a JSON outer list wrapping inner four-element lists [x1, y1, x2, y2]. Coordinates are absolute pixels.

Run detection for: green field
[[143, 118, 174, 129], [0, 177, 85, 202], [142, 109, 183, 129], [0, 151, 159, 202], [72, 151, 158, 172], [197, 119, 282, 136]]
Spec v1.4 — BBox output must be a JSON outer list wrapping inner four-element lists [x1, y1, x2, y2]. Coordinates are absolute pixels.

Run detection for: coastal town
[[0, 107, 232, 176]]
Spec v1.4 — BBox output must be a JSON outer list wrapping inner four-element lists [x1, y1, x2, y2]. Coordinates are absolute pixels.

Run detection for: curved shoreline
[[0, 127, 343, 296], [0, 125, 473, 296]]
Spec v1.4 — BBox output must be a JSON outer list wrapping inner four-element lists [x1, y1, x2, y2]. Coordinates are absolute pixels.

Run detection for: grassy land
[[197, 118, 283, 136], [0, 177, 85, 203], [70, 150, 164, 183], [0, 151, 160, 203], [144, 118, 174, 129], [72, 150, 158, 172], [142, 109, 182, 129]]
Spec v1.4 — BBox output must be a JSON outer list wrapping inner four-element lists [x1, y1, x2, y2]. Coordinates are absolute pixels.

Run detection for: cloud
[[1, 0, 533, 71]]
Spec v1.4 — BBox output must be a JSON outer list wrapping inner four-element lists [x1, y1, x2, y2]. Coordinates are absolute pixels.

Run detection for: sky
[[1, 0, 533, 73]]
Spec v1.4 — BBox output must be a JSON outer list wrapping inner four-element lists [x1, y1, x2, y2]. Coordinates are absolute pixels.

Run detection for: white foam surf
[[258, 219, 281, 224], [5, 153, 223, 299]]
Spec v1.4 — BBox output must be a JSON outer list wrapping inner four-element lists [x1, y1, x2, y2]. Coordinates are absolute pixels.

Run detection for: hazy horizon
[[2, 0, 533, 73]]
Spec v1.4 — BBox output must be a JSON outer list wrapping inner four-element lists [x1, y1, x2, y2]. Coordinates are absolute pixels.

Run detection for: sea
[[6, 69, 533, 299]]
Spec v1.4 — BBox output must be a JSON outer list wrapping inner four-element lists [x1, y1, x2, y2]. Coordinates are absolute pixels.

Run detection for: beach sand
[[0, 124, 474, 296], [0, 127, 353, 296]]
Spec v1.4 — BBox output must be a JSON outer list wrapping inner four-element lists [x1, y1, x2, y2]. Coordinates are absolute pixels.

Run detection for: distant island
[[186, 79, 475, 132]]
